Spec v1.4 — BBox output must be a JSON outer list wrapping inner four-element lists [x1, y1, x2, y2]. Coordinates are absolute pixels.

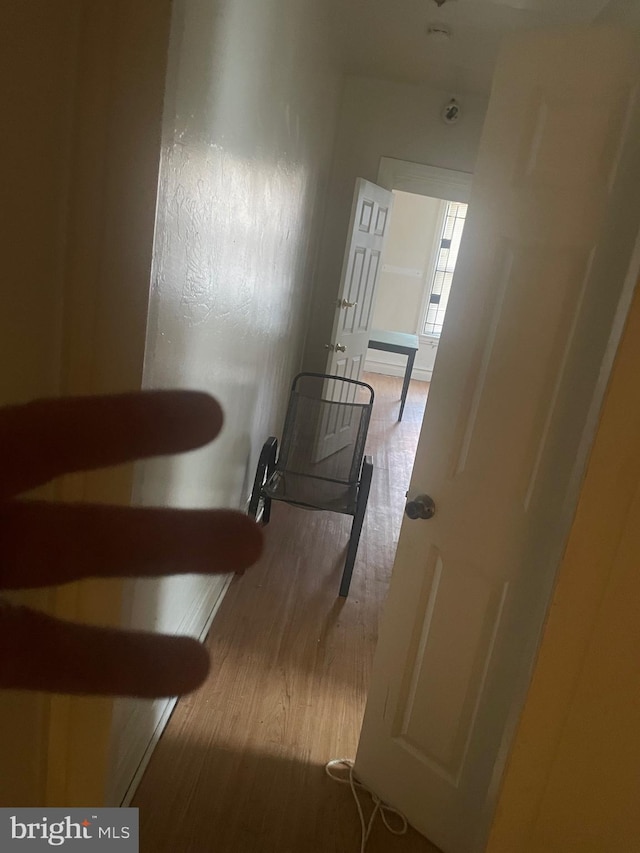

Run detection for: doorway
[[370, 158, 473, 392], [366, 190, 468, 385], [361, 159, 473, 519]]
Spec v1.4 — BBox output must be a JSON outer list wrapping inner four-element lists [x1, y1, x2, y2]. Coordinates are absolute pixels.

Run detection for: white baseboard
[[364, 358, 432, 383], [118, 574, 233, 806], [119, 696, 178, 807]]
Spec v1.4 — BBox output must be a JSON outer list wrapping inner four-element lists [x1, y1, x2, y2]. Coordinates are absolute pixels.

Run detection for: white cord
[[325, 758, 408, 852]]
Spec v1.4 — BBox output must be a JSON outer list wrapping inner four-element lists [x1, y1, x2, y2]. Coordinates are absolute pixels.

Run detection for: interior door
[[317, 179, 393, 459], [354, 27, 640, 853], [326, 178, 393, 381]]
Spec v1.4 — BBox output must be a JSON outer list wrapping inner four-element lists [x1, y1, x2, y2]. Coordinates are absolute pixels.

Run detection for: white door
[[355, 27, 640, 853], [317, 178, 393, 459], [326, 178, 393, 382]]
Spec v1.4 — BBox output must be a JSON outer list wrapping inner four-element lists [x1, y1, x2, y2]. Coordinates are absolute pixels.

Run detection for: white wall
[[303, 75, 489, 373], [372, 192, 442, 333], [365, 190, 443, 381], [108, 0, 342, 805]]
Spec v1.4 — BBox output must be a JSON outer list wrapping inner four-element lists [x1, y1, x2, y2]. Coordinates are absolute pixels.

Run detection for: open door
[[317, 178, 393, 459], [326, 177, 393, 382], [354, 27, 640, 853]]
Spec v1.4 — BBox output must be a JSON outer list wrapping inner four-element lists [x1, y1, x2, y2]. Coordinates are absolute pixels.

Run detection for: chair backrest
[[277, 373, 374, 486]]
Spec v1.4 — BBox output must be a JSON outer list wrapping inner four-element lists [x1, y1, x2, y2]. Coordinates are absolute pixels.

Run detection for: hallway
[[133, 374, 440, 852]]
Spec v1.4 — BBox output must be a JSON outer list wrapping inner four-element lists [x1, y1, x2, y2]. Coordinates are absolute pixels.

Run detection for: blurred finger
[[0, 391, 223, 500], [0, 604, 210, 697], [0, 502, 262, 589]]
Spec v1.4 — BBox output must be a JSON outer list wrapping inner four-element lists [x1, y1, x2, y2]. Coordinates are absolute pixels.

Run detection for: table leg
[[398, 349, 416, 421]]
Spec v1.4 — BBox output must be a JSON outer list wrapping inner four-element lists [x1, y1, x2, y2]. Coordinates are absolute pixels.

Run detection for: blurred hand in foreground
[[0, 391, 262, 698]]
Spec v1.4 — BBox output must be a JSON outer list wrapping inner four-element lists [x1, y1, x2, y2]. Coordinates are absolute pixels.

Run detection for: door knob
[[405, 494, 436, 520], [335, 343, 347, 353], [324, 344, 334, 351], [338, 298, 358, 309]]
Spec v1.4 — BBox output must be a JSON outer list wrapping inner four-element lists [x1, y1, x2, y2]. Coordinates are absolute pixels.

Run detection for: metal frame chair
[[248, 372, 374, 597]]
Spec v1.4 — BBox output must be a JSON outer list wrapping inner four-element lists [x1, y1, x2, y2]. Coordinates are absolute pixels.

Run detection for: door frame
[[486, 272, 640, 852], [475, 220, 640, 852], [377, 157, 472, 203]]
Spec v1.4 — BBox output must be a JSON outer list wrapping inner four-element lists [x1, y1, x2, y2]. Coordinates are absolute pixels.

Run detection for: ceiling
[[326, 0, 616, 95]]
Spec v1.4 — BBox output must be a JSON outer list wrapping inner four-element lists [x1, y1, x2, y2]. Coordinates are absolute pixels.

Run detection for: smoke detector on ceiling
[[426, 22, 452, 42]]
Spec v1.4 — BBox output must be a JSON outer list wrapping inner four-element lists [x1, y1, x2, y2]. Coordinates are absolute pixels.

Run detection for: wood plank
[[133, 374, 440, 852]]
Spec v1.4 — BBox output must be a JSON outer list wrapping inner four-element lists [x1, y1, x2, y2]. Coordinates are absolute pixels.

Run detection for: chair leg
[[261, 438, 277, 524], [339, 455, 373, 598]]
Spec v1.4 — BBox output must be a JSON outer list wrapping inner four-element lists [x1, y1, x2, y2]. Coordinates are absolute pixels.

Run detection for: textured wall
[[140, 0, 341, 508], [110, 0, 342, 804], [303, 75, 489, 373]]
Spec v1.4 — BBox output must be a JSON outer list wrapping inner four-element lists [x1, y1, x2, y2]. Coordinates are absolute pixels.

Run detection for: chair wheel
[[248, 437, 277, 524]]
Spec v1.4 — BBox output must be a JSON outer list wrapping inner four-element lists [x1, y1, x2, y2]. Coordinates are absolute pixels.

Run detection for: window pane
[[422, 201, 467, 338]]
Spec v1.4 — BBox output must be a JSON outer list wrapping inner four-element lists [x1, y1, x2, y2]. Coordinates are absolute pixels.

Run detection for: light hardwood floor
[[133, 374, 440, 853]]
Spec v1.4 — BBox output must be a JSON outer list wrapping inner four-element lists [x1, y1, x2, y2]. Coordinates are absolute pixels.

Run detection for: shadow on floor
[[135, 734, 440, 853], [133, 376, 433, 853]]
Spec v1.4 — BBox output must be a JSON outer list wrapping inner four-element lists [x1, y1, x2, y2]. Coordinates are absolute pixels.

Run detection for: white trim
[[119, 697, 178, 807], [377, 157, 473, 203], [116, 574, 233, 807], [364, 358, 433, 383]]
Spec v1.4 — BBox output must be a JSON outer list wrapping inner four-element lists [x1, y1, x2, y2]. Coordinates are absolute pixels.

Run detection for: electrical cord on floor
[[325, 758, 408, 852]]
